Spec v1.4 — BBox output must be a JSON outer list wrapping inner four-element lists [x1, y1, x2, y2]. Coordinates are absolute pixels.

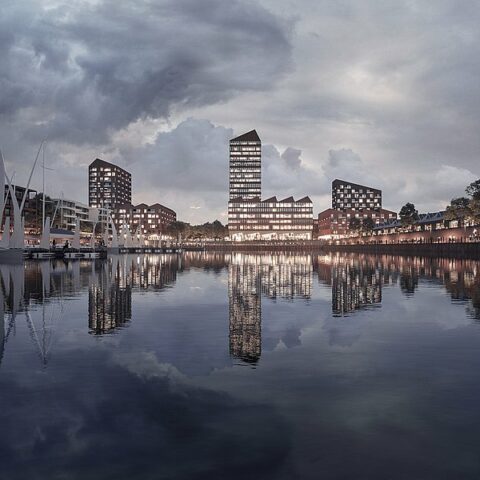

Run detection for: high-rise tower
[[229, 130, 261, 200], [89, 158, 131, 211]]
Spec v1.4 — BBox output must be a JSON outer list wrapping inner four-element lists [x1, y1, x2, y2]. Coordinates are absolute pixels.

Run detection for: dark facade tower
[[88, 158, 132, 211], [331, 179, 382, 211], [229, 130, 261, 201]]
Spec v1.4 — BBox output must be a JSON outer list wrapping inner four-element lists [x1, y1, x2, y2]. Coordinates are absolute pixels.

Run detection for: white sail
[[111, 218, 119, 248], [72, 219, 80, 250], [103, 223, 109, 248], [125, 226, 133, 247], [5, 174, 23, 249], [0, 217, 10, 248], [40, 216, 50, 249], [19, 141, 43, 214], [19, 217, 25, 249]]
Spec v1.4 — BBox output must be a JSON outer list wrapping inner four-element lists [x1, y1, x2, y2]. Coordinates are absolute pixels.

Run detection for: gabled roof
[[374, 211, 446, 230], [374, 219, 401, 230], [417, 211, 445, 223], [296, 196, 312, 203], [230, 130, 261, 143], [279, 196, 294, 203], [262, 196, 278, 203]]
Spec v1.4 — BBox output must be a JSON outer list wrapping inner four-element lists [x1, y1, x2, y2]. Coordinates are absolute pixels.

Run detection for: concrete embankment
[[202, 241, 480, 259]]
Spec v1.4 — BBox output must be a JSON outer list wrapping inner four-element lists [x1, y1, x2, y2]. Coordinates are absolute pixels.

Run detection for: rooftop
[[89, 158, 131, 176], [229, 196, 312, 204], [230, 130, 261, 143]]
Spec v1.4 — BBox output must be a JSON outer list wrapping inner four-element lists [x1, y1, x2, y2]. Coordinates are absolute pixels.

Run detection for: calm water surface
[[1, 252, 480, 479]]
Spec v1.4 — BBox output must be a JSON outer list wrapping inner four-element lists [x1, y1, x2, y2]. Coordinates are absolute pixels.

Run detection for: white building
[[52, 198, 109, 233]]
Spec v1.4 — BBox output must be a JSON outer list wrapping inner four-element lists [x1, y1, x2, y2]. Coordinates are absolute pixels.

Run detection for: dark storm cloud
[[0, 0, 292, 144], [2, 0, 480, 218]]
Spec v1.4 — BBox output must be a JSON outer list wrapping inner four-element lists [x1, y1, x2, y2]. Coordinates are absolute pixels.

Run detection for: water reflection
[[2, 253, 480, 478], [1, 261, 58, 367], [228, 253, 312, 365], [1, 253, 480, 370], [88, 255, 180, 334], [316, 253, 480, 319]]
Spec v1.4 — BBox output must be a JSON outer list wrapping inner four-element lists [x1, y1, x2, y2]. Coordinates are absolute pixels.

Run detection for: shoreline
[[201, 241, 480, 259]]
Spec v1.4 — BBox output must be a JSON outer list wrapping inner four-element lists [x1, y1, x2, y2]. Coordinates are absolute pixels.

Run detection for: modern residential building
[[229, 130, 261, 201], [373, 211, 447, 235], [318, 208, 397, 238], [88, 158, 131, 213], [113, 202, 176, 238], [228, 196, 314, 241], [227, 129, 313, 240], [317, 179, 396, 238], [332, 179, 382, 211], [52, 197, 109, 233]]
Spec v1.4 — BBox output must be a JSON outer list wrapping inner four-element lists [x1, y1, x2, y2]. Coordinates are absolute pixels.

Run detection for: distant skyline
[[1, 0, 479, 223]]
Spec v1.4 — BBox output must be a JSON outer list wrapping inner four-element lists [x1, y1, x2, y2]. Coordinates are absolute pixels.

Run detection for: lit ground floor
[[229, 231, 312, 241]]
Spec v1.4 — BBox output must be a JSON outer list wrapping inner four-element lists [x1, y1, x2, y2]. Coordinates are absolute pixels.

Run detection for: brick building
[[113, 203, 176, 237]]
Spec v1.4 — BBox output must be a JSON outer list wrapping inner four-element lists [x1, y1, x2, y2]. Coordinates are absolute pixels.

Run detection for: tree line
[[165, 220, 227, 242], [398, 179, 480, 228]]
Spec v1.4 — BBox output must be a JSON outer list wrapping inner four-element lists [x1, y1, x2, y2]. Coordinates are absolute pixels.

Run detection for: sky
[[1, 0, 479, 223]]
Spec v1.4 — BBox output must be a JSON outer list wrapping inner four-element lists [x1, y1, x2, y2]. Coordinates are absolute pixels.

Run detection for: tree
[[362, 217, 375, 234], [465, 180, 480, 200], [444, 197, 471, 227], [465, 180, 480, 224], [399, 203, 418, 228], [348, 217, 361, 234], [211, 220, 227, 240], [165, 221, 190, 242]]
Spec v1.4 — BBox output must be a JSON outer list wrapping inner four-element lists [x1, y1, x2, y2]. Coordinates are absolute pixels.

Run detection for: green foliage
[[399, 202, 418, 227], [166, 220, 228, 241], [465, 180, 480, 200], [348, 217, 361, 232], [165, 221, 190, 241], [444, 179, 480, 226], [362, 217, 375, 232], [444, 197, 471, 224]]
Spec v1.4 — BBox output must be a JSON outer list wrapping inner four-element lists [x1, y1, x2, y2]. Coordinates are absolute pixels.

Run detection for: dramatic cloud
[[0, 0, 292, 145], [1, 0, 480, 220]]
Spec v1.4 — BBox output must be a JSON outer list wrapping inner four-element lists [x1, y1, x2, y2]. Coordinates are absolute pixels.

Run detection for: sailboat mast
[[42, 142, 45, 231]]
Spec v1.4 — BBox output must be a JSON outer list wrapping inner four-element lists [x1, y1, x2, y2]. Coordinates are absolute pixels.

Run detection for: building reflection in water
[[2, 253, 480, 367], [88, 254, 181, 334], [317, 254, 387, 316], [228, 253, 312, 366], [316, 253, 480, 319]]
